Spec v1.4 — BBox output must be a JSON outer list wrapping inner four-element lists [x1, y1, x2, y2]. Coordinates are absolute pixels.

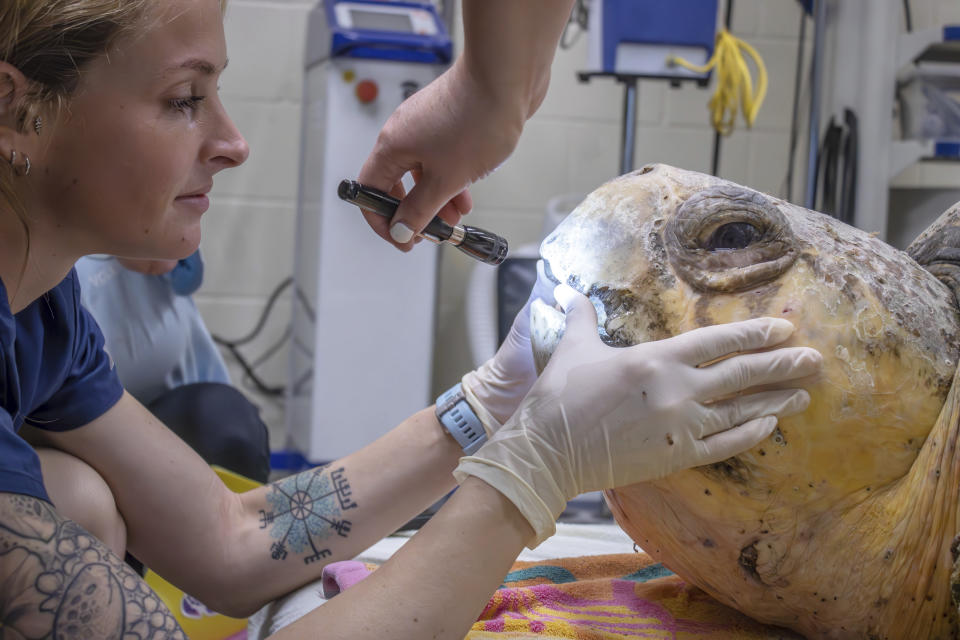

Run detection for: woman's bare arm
[[33, 392, 466, 616], [270, 477, 531, 640]]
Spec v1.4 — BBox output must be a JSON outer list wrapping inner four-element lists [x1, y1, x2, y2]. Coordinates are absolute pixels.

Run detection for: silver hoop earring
[[33, 116, 42, 135], [10, 150, 30, 177]]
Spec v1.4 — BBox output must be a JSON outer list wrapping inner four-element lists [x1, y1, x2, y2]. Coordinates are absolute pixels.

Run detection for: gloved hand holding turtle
[[460, 260, 555, 436], [455, 284, 823, 546]]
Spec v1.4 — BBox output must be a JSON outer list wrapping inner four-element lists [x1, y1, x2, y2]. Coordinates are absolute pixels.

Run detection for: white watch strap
[[435, 382, 487, 455]]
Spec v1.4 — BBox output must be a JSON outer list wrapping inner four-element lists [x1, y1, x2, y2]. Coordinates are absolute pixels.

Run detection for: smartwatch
[[435, 382, 487, 455]]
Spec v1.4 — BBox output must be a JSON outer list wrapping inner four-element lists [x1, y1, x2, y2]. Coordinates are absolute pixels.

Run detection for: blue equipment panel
[[600, 0, 718, 74], [325, 0, 452, 64]]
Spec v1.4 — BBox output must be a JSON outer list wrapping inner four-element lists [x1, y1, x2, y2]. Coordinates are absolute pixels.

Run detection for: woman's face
[[25, 0, 249, 261]]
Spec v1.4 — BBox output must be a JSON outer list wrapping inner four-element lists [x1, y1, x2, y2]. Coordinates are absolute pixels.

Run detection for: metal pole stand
[[620, 77, 638, 175], [579, 71, 712, 177]]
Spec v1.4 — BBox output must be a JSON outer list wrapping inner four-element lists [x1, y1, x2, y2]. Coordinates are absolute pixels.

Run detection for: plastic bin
[[899, 71, 960, 142]]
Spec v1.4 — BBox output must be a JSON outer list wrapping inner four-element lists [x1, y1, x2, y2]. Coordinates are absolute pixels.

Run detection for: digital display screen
[[350, 9, 414, 32]]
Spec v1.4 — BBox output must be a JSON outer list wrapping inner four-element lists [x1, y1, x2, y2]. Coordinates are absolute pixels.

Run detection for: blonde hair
[[0, 0, 227, 120], [0, 1, 226, 287]]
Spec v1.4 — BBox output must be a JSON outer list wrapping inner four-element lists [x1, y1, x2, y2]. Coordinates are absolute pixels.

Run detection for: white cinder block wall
[[200, 0, 960, 449]]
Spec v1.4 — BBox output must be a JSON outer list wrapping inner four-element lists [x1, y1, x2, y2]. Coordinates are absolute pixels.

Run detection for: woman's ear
[[0, 62, 35, 169], [0, 70, 15, 117], [0, 62, 31, 132]]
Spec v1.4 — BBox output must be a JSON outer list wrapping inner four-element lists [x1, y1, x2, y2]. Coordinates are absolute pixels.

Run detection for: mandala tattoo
[[0, 494, 186, 639], [259, 466, 357, 565]]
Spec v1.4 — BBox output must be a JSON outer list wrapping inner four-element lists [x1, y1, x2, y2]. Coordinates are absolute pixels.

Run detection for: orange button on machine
[[355, 79, 378, 104]]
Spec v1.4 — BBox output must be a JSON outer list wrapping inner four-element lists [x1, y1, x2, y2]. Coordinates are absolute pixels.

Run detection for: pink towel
[[321, 560, 373, 598]]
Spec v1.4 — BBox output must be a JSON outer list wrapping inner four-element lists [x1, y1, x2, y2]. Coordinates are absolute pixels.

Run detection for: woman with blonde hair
[[0, 1, 820, 638]]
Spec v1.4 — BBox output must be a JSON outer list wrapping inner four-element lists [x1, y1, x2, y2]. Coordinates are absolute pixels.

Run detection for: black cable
[[248, 325, 292, 372], [215, 277, 292, 348], [292, 335, 314, 359], [903, 0, 913, 32], [286, 332, 316, 396], [295, 285, 316, 323], [838, 108, 858, 225], [292, 369, 313, 396], [710, 122, 722, 176], [785, 5, 808, 202], [239, 324, 291, 397], [711, 0, 735, 176], [220, 341, 285, 396], [211, 276, 316, 397]]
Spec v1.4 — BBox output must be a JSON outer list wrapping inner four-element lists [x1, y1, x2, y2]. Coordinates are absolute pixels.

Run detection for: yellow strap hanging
[[668, 29, 768, 136]]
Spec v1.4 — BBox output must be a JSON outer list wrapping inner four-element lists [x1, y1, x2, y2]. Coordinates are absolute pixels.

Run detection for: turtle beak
[[537, 258, 566, 314]]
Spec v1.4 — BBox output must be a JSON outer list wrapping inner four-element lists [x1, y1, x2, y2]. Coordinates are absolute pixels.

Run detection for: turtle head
[[532, 163, 801, 366], [530, 163, 959, 494]]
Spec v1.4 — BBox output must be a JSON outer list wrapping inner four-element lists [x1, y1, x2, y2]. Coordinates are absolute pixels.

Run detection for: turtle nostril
[[541, 259, 561, 285]]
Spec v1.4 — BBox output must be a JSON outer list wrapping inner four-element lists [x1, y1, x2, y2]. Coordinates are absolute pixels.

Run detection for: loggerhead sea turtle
[[529, 164, 960, 639]]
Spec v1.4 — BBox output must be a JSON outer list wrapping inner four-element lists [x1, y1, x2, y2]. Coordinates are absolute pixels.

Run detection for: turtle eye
[[705, 222, 762, 250], [667, 185, 797, 292]]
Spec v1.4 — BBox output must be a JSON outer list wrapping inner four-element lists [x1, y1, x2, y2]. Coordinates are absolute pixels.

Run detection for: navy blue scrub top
[[0, 269, 124, 502]]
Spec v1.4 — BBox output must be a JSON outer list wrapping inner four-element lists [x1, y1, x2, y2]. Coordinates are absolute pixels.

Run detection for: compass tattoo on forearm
[[259, 466, 357, 565]]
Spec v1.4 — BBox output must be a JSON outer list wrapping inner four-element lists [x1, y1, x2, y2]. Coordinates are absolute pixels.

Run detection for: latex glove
[[461, 260, 555, 435], [455, 284, 822, 546], [356, 59, 525, 248]]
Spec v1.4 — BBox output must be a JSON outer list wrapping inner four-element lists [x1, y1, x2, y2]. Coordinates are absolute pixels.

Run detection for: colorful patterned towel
[[250, 548, 804, 639], [468, 553, 802, 639]]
